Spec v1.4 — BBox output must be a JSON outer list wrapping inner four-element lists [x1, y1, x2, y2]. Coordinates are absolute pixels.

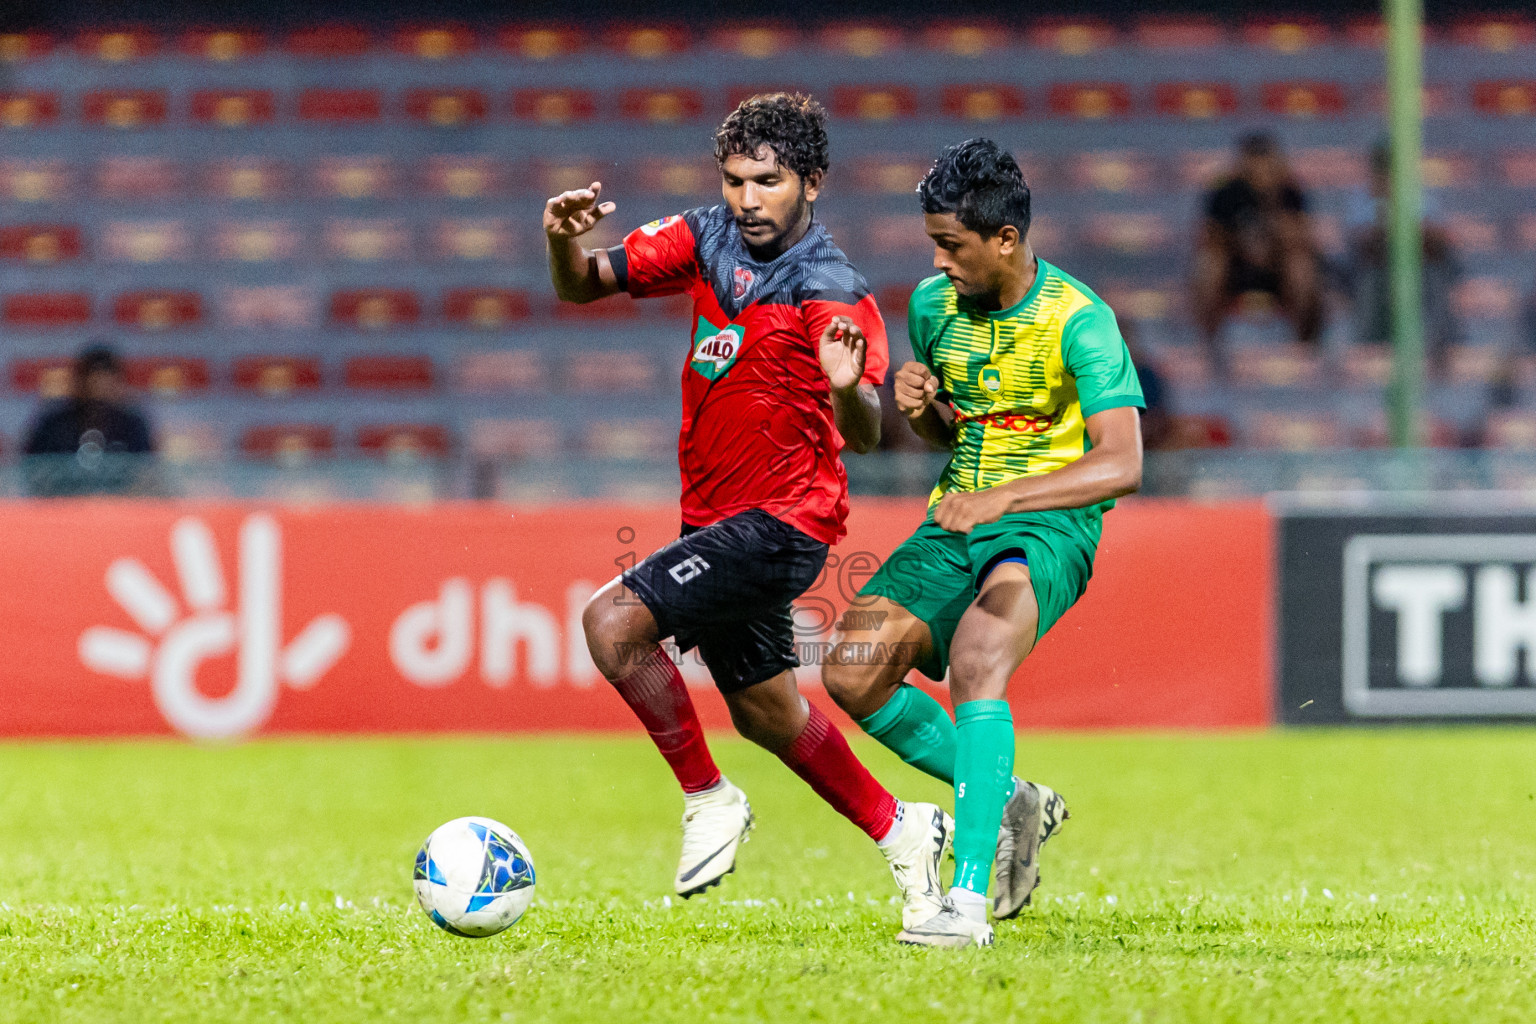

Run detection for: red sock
[[777, 704, 899, 842], [609, 647, 722, 794]]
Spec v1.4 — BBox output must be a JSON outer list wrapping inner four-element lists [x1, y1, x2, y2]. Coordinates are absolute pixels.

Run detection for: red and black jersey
[[609, 205, 888, 545]]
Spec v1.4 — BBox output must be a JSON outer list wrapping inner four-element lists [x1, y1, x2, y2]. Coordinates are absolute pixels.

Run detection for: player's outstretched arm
[[819, 316, 882, 454], [893, 361, 954, 450], [544, 182, 622, 304], [933, 406, 1143, 533]]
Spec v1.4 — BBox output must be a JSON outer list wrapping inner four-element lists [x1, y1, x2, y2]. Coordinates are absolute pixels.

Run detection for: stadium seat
[[1150, 346, 1215, 388], [920, 23, 1013, 57], [331, 289, 421, 329], [10, 357, 74, 397], [1343, 19, 1438, 48], [1133, 16, 1227, 49], [240, 424, 336, 460], [849, 155, 930, 194], [877, 284, 914, 321], [467, 417, 564, 459], [112, 291, 202, 331], [1290, 148, 1367, 191], [1422, 151, 1479, 189], [1229, 345, 1325, 389], [1472, 81, 1536, 117], [707, 25, 799, 60], [392, 26, 476, 59], [101, 220, 192, 262], [865, 215, 930, 255], [1153, 83, 1240, 120], [78, 29, 157, 61], [940, 85, 1028, 122], [1441, 214, 1502, 254], [1084, 213, 1171, 256], [1245, 411, 1344, 450], [1447, 345, 1505, 385], [1167, 414, 1233, 448], [830, 86, 919, 122], [1450, 15, 1535, 53], [82, 91, 168, 129], [510, 89, 597, 125], [158, 421, 225, 461], [1341, 346, 1393, 389], [357, 423, 452, 457], [552, 295, 638, 321], [496, 27, 585, 60], [1261, 82, 1348, 119], [2, 292, 90, 329], [1025, 18, 1118, 55], [0, 92, 58, 129], [1067, 151, 1155, 193], [180, 29, 264, 60], [206, 159, 290, 201], [344, 356, 435, 391], [221, 285, 320, 329], [567, 351, 661, 392], [1240, 17, 1333, 52], [0, 225, 83, 263], [95, 157, 183, 199], [817, 24, 904, 57], [314, 157, 395, 200], [232, 356, 323, 396], [580, 419, 673, 458], [1453, 277, 1519, 320], [1483, 410, 1536, 449], [298, 89, 383, 122], [190, 90, 276, 127], [603, 26, 690, 59], [1099, 281, 1178, 323], [1176, 149, 1228, 190], [635, 157, 716, 197], [432, 219, 514, 262], [212, 220, 301, 262], [1515, 214, 1536, 252], [443, 288, 531, 328], [1499, 149, 1536, 188], [0, 32, 53, 61], [324, 219, 411, 262], [454, 350, 545, 393], [1047, 83, 1133, 120], [124, 357, 210, 397], [403, 89, 489, 127], [619, 88, 706, 124], [422, 156, 507, 199], [285, 24, 371, 58]]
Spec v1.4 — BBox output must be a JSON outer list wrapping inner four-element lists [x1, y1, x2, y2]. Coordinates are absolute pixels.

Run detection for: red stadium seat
[[1047, 83, 1133, 120], [510, 89, 597, 125], [816, 24, 904, 57], [331, 289, 422, 329], [357, 424, 452, 457], [1245, 411, 1344, 450], [313, 157, 395, 199], [443, 288, 531, 328], [1446, 345, 1505, 385], [636, 157, 716, 196], [324, 219, 412, 262], [1229, 345, 1325, 389], [95, 157, 184, 199], [100, 220, 191, 262], [1289, 147, 1368, 190], [1499, 149, 1536, 187], [298, 89, 382, 122], [1453, 277, 1519, 320], [112, 291, 203, 331], [532, 158, 613, 196], [123, 357, 210, 396], [1364, 82, 1456, 118], [0, 32, 53, 61], [618, 88, 706, 124], [0, 160, 73, 202], [1133, 16, 1227, 49], [940, 85, 1027, 122], [159, 422, 224, 461], [77, 29, 157, 61], [1153, 83, 1240, 120], [179, 29, 265, 60], [707, 25, 799, 59], [82, 90, 168, 128], [865, 215, 930, 254], [1341, 346, 1392, 389], [455, 350, 546, 394], [1025, 18, 1118, 55], [220, 285, 320, 329], [1441, 214, 1501, 254], [205, 158, 290, 201], [921, 23, 1014, 56], [849, 155, 930, 194], [603, 26, 691, 59], [1344, 19, 1437, 48], [432, 220, 514, 262], [11, 357, 74, 397], [1168, 414, 1233, 449], [212, 220, 301, 263], [403, 89, 489, 127], [467, 417, 563, 459], [345, 356, 434, 391], [1175, 148, 1229, 190], [240, 425, 336, 460], [1084, 213, 1171, 255], [422, 155, 508, 199], [495, 27, 585, 60], [1240, 18, 1333, 52], [233, 356, 324, 396], [1515, 214, 1536, 252], [1261, 82, 1349, 119], [830, 85, 919, 122], [580, 419, 673, 458], [0, 225, 82, 263], [3, 293, 91, 329], [0, 92, 58, 129], [392, 26, 476, 59], [190, 90, 276, 127], [1473, 81, 1536, 117], [285, 25, 371, 58], [877, 285, 914, 321], [1450, 15, 1534, 52], [1098, 280, 1178, 323], [1067, 151, 1155, 193], [1483, 410, 1536, 450], [567, 351, 661, 392]]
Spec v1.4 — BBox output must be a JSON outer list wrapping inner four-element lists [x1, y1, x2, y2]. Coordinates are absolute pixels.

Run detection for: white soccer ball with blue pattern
[[413, 816, 536, 937]]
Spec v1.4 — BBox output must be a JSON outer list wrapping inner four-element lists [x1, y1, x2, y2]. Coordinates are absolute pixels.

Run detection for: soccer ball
[[413, 816, 536, 937]]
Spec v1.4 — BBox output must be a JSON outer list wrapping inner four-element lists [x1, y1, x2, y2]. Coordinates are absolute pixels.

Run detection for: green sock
[[951, 699, 1016, 896], [857, 683, 958, 785]]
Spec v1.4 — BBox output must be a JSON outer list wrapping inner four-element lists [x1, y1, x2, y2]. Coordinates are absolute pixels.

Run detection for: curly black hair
[[714, 93, 830, 182], [917, 138, 1031, 239]]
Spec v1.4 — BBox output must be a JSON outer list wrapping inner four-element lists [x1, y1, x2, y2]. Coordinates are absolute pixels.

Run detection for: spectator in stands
[[1342, 139, 1459, 372], [22, 342, 157, 496], [1192, 133, 1322, 363], [1121, 322, 1172, 451]]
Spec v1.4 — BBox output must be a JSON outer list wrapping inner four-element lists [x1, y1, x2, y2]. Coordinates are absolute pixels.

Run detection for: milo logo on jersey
[[690, 318, 746, 380]]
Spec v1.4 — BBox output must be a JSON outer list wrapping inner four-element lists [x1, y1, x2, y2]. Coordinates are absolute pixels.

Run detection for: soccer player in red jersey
[[544, 94, 949, 929]]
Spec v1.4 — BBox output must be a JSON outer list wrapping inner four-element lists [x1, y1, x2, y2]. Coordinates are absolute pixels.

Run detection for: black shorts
[[621, 509, 829, 693]]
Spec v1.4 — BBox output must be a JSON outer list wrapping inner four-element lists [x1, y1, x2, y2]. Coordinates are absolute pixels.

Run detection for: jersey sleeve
[[905, 277, 950, 398], [609, 214, 699, 298], [803, 292, 890, 387], [1061, 301, 1145, 418]]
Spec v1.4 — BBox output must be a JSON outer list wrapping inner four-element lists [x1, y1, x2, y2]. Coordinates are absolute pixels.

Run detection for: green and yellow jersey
[[907, 259, 1144, 509]]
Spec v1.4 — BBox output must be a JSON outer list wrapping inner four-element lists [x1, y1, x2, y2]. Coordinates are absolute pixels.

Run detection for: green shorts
[[858, 506, 1103, 681]]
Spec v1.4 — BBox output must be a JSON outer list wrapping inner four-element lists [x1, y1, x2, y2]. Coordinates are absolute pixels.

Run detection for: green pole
[[1386, 0, 1425, 447]]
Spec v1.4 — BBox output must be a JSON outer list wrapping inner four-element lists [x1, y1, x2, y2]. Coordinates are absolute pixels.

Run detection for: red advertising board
[[0, 498, 1271, 738]]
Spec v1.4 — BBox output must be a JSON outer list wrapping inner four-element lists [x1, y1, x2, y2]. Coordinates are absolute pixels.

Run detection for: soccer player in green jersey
[[822, 138, 1145, 948]]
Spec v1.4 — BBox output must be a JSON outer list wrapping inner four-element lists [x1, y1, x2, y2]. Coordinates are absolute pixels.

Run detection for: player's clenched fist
[[543, 181, 617, 238], [893, 362, 939, 420]]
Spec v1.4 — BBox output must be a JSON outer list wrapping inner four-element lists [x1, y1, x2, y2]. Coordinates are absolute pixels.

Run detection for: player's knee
[[821, 658, 877, 717], [948, 643, 1012, 703]]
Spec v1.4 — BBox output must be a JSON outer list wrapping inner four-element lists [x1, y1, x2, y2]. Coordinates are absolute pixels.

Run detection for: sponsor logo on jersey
[[732, 266, 754, 299], [640, 215, 679, 236], [690, 317, 746, 380], [956, 408, 1056, 434]]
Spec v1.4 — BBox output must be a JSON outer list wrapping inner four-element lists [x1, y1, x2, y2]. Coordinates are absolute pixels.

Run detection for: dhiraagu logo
[[691, 318, 745, 380]]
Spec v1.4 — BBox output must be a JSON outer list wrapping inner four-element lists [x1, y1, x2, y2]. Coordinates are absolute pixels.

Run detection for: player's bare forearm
[[993, 406, 1143, 513], [908, 403, 954, 450], [546, 234, 618, 304], [832, 383, 881, 454]]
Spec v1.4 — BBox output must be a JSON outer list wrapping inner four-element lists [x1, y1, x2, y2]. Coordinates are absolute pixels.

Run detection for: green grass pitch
[[1, 728, 1534, 1023]]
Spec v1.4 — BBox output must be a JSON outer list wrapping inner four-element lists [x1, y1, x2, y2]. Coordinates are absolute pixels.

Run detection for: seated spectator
[[1342, 139, 1459, 372], [1121, 322, 1172, 450], [1192, 134, 1323, 362], [22, 342, 157, 496]]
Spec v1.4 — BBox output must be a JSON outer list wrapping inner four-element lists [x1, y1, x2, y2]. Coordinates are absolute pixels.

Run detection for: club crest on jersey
[[732, 266, 754, 300], [691, 318, 746, 380], [640, 215, 679, 237], [979, 364, 1004, 393]]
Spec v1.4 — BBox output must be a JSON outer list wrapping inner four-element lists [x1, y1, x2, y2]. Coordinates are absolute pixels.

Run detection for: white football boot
[[896, 902, 995, 949], [993, 780, 1069, 920], [674, 779, 754, 898], [881, 802, 953, 929]]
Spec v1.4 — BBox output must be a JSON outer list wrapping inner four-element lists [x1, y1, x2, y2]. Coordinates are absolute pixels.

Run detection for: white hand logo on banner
[[77, 514, 351, 739]]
